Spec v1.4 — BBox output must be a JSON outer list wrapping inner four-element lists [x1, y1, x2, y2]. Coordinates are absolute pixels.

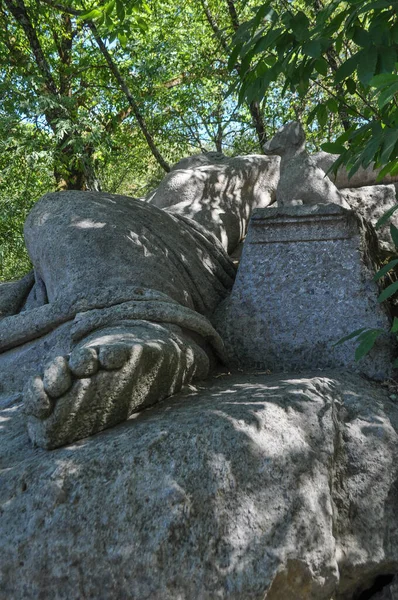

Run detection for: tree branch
[[37, 0, 170, 172], [199, 0, 267, 146], [4, 0, 58, 97], [104, 105, 134, 133], [199, 0, 230, 54], [87, 21, 170, 172], [38, 0, 82, 17], [226, 0, 239, 32]]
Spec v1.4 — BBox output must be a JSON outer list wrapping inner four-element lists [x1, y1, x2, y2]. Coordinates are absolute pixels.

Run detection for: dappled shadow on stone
[[2, 370, 398, 598], [354, 574, 395, 600], [150, 154, 280, 254]]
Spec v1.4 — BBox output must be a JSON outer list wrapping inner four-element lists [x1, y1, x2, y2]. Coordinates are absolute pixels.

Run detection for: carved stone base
[[216, 204, 394, 379]]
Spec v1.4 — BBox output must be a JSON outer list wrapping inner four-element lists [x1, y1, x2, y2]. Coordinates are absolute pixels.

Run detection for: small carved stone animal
[[263, 121, 350, 209]]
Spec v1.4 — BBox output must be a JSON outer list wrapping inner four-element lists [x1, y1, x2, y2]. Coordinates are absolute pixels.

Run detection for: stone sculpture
[[215, 204, 393, 379], [1, 151, 283, 450], [147, 151, 280, 254], [1, 133, 397, 451], [3, 370, 398, 599], [313, 149, 398, 189], [2, 142, 398, 599], [263, 121, 351, 208], [262, 121, 398, 250], [0, 191, 235, 448], [147, 132, 398, 251]]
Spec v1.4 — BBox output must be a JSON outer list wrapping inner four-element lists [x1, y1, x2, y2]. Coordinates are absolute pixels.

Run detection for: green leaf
[[359, 132, 383, 169], [335, 54, 359, 83], [348, 156, 365, 179], [118, 32, 127, 47], [352, 26, 370, 47], [105, 0, 116, 16], [380, 129, 398, 165], [327, 8, 346, 32], [378, 46, 397, 74], [281, 10, 293, 28], [291, 11, 310, 41], [303, 39, 322, 58], [241, 47, 257, 77], [377, 82, 398, 109], [346, 78, 356, 94], [378, 280, 398, 302], [370, 73, 398, 87], [355, 329, 384, 361], [376, 163, 396, 181], [317, 104, 327, 128], [228, 43, 243, 71], [391, 223, 398, 248], [333, 327, 368, 346], [374, 259, 398, 280], [317, 0, 343, 28], [79, 8, 102, 21], [307, 106, 318, 126], [321, 141, 345, 153], [136, 16, 148, 32], [391, 317, 398, 333], [356, 0, 393, 15], [327, 98, 339, 113], [335, 35, 343, 54], [254, 2, 277, 26], [357, 46, 378, 86], [315, 58, 328, 76], [252, 35, 274, 58], [116, 0, 125, 22]]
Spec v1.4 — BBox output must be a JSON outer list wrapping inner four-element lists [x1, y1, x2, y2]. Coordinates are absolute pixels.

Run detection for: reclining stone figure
[[1, 137, 396, 451], [0, 152, 282, 450], [0, 191, 235, 449]]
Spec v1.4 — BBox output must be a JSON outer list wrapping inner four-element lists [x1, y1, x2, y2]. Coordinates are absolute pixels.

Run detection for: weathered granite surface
[[0, 270, 34, 318], [147, 153, 280, 253], [313, 151, 398, 189], [2, 370, 398, 599], [1, 153, 397, 452], [341, 184, 398, 252], [263, 122, 350, 209], [215, 204, 393, 378], [0, 191, 235, 449]]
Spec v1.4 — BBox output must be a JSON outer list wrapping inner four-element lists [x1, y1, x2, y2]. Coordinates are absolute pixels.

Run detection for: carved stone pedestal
[[216, 204, 394, 379]]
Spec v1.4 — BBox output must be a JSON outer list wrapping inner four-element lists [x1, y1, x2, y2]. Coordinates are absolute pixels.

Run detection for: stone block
[[215, 204, 394, 379]]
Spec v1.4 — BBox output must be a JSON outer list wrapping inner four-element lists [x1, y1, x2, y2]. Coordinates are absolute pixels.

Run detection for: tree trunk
[[53, 141, 101, 191], [5, 0, 101, 190]]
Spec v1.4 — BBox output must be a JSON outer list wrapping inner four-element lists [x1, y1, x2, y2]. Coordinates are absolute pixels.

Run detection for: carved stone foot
[[24, 322, 210, 449]]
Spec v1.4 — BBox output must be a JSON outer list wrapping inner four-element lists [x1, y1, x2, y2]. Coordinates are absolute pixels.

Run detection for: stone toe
[[24, 376, 53, 419], [43, 356, 73, 398], [98, 344, 131, 370], [69, 347, 99, 378]]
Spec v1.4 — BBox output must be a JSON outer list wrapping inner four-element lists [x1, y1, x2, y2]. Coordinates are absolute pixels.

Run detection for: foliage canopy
[[2, 0, 398, 280], [231, 0, 398, 179]]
